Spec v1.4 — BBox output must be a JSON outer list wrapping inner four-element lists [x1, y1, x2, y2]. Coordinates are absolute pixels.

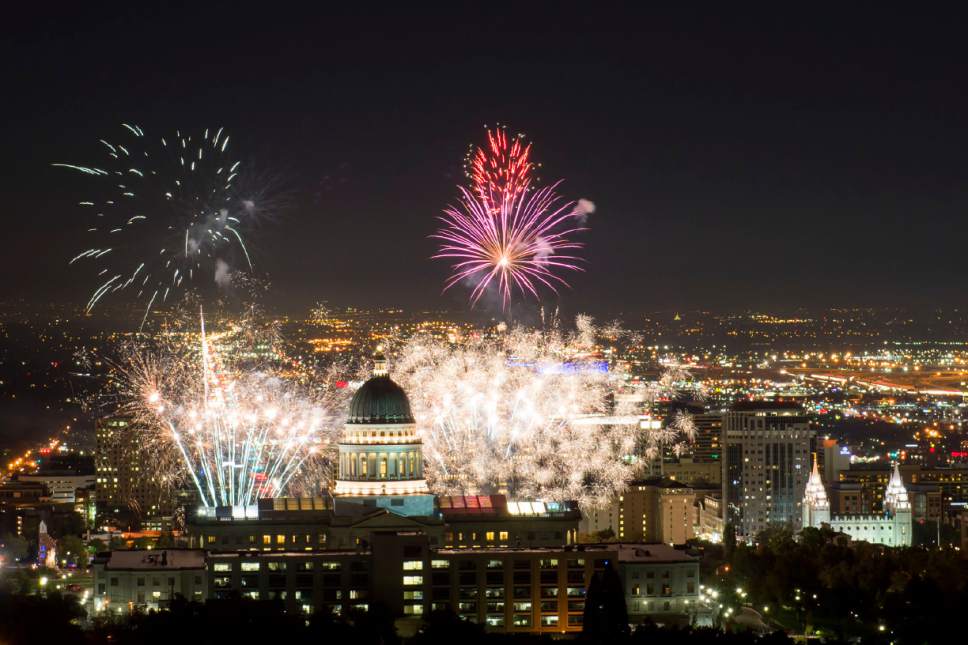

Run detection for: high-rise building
[[95, 415, 171, 525], [818, 438, 851, 483], [690, 412, 723, 463], [722, 402, 813, 540]]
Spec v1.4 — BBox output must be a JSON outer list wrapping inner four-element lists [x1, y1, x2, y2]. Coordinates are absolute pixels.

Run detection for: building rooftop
[[348, 375, 415, 424], [438, 495, 579, 520], [730, 400, 805, 412], [609, 543, 698, 564], [100, 549, 206, 570]]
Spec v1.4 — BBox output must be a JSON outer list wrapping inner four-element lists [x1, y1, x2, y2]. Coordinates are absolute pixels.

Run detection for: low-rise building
[[92, 549, 207, 613], [202, 535, 699, 633], [19, 472, 96, 504]]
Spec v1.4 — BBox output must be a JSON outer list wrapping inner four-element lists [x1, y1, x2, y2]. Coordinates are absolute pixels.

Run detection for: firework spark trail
[[115, 314, 340, 508], [55, 125, 259, 325], [434, 183, 586, 308], [468, 127, 534, 212], [388, 317, 695, 508]]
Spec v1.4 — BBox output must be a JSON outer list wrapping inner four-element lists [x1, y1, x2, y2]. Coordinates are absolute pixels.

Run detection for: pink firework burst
[[433, 182, 586, 309]]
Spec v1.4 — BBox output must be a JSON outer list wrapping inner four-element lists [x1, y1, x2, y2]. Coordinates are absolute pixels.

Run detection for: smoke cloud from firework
[[56, 124, 269, 327]]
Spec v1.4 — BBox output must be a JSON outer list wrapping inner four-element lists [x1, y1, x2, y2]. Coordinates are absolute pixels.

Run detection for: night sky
[[5, 3, 968, 317]]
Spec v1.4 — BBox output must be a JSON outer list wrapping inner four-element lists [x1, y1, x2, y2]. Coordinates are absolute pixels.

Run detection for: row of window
[[204, 533, 327, 547], [629, 582, 694, 596], [342, 451, 421, 479], [212, 560, 339, 572]]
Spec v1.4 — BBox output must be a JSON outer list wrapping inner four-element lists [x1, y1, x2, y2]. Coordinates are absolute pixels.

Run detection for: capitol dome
[[347, 374, 415, 425], [333, 349, 433, 514]]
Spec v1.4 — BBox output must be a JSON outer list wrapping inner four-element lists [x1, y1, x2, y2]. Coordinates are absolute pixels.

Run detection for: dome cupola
[[346, 347, 414, 424]]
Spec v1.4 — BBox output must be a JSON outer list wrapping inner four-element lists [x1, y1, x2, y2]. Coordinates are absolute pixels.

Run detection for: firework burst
[[467, 126, 534, 212], [385, 316, 693, 508], [434, 183, 586, 309], [112, 312, 342, 508], [56, 124, 262, 327]]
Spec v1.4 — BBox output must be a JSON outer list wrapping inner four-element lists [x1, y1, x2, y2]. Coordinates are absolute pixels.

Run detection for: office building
[[18, 472, 95, 505], [96, 415, 172, 525], [722, 401, 813, 539], [579, 478, 695, 545], [201, 536, 699, 632], [690, 412, 723, 464]]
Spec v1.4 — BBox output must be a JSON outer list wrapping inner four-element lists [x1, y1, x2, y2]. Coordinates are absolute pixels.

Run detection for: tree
[[0, 534, 30, 563], [583, 560, 629, 643], [723, 523, 737, 557], [595, 528, 616, 541], [58, 534, 89, 567], [131, 536, 155, 550], [0, 592, 85, 645], [409, 609, 486, 645]]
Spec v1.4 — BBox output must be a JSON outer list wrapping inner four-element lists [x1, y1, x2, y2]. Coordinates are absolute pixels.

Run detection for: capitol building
[[85, 351, 706, 631]]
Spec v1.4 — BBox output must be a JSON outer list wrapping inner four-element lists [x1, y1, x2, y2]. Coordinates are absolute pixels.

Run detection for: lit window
[[431, 559, 450, 569], [499, 531, 509, 542], [262, 535, 271, 545], [241, 562, 260, 572], [213, 563, 231, 572], [403, 590, 424, 600], [485, 531, 495, 542], [403, 560, 423, 571], [402, 575, 423, 586], [276, 534, 286, 545], [404, 603, 424, 615]]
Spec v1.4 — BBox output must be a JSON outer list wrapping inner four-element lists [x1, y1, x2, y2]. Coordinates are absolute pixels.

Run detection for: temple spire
[[803, 452, 829, 510], [883, 462, 910, 514]]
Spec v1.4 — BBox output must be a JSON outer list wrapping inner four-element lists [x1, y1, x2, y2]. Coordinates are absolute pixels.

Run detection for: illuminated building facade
[[579, 478, 696, 545], [95, 415, 172, 525], [690, 412, 723, 464], [332, 352, 435, 517], [92, 549, 207, 612], [204, 537, 699, 631], [723, 402, 813, 540], [803, 461, 912, 547]]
